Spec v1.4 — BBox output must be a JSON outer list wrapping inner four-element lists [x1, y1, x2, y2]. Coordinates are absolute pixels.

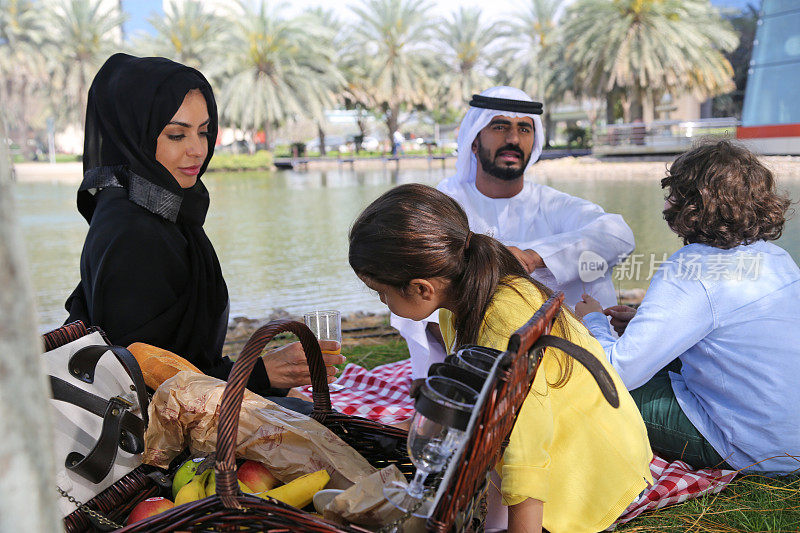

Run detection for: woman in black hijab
[[66, 53, 342, 399]]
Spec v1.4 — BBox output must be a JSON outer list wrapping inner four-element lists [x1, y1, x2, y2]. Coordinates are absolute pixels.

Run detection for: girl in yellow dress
[[349, 183, 652, 533]]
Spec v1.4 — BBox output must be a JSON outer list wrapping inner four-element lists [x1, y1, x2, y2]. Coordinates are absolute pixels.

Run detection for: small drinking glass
[[303, 309, 345, 392], [451, 348, 497, 379]]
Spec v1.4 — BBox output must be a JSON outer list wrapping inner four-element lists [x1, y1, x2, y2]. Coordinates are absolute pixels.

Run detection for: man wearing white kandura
[[392, 85, 636, 379]]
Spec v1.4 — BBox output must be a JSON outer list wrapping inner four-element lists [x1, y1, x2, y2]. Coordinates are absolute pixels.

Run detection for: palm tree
[[496, 0, 562, 98], [436, 6, 504, 107], [46, 0, 126, 129], [215, 0, 342, 151], [561, 0, 738, 122], [348, 0, 437, 140], [494, 0, 563, 145], [339, 52, 376, 152], [0, 0, 48, 155], [303, 7, 349, 156], [142, 0, 226, 71]]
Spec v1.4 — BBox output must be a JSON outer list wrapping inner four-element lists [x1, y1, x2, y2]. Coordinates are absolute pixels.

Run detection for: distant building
[[737, 0, 800, 154]]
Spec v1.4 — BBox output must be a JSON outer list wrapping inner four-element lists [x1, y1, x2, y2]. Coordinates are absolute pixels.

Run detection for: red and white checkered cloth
[[301, 359, 737, 522], [616, 454, 737, 524], [298, 359, 415, 425]]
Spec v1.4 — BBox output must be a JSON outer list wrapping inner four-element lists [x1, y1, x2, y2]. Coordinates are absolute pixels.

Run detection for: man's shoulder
[[435, 174, 460, 194]]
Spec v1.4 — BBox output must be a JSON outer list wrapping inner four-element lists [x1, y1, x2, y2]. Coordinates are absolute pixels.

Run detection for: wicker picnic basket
[[114, 319, 407, 532], [50, 318, 411, 533], [60, 291, 601, 532], [115, 293, 595, 532]]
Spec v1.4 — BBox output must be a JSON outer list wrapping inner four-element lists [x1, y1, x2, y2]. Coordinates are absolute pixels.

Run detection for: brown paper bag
[[142, 371, 376, 488], [323, 465, 424, 531]]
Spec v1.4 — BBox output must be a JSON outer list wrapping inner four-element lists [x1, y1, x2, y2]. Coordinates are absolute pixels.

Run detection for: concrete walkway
[[13, 162, 82, 183], [13, 155, 800, 184]]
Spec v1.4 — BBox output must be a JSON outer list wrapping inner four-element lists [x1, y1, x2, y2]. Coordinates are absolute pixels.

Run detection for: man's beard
[[476, 138, 531, 181]]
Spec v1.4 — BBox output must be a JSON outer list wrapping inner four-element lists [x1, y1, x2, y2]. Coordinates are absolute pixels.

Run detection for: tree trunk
[[0, 119, 62, 532], [630, 87, 644, 122], [543, 111, 553, 148], [642, 88, 655, 124], [605, 92, 616, 124], [317, 122, 327, 157], [356, 112, 367, 154], [620, 94, 632, 124], [386, 104, 399, 146], [263, 123, 271, 152]]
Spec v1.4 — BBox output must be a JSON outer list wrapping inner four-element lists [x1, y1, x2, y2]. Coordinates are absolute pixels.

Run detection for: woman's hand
[[575, 293, 604, 318], [261, 340, 345, 389], [604, 305, 637, 336]]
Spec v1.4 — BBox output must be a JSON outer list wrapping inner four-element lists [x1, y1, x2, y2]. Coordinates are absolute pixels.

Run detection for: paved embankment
[[14, 155, 800, 184]]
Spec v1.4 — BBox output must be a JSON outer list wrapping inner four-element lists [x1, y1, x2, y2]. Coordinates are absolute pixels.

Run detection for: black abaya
[[66, 53, 286, 397]]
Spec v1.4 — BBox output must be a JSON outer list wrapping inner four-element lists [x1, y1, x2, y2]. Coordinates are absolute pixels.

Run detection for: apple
[[237, 460, 278, 493], [126, 496, 174, 525]]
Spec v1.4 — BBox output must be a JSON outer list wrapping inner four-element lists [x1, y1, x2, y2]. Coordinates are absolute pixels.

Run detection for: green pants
[[629, 362, 731, 470]]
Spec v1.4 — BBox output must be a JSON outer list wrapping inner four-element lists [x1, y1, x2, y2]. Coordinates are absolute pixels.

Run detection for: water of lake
[[13, 166, 800, 331]]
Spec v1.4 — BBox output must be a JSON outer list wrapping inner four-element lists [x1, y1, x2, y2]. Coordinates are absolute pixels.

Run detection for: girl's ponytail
[[452, 233, 574, 388], [451, 232, 526, 346]]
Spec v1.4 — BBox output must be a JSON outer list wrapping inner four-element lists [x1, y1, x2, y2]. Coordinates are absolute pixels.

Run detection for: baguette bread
[[127, 342, 203, 390]]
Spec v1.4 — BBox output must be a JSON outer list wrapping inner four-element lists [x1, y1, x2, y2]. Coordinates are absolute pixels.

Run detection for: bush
[[566, 126, 591, 148]]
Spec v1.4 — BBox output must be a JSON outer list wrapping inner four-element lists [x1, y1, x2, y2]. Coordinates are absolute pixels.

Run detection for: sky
[[121, 0, 759, 37]]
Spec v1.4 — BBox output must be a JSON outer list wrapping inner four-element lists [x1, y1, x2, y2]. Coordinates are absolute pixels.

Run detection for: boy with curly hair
[[577, 141, 800, 474]]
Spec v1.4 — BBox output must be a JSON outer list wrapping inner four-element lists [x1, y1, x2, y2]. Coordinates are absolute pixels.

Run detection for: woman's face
[[155, 89, 210, 188]]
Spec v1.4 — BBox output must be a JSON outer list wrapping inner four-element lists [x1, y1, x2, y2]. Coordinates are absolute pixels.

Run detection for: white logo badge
[[578, 250, 608, 283]]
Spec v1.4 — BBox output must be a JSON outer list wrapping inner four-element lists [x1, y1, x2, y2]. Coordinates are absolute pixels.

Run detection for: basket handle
[[506, 292, 564, 358], [214, 319, 328, 509]]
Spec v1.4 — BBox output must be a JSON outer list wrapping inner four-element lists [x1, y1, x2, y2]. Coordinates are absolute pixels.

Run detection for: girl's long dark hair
[[349, 183, 573, 386]]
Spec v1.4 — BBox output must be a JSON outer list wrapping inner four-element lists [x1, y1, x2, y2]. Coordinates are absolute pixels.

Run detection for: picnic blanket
[[615, 455, 737, 525], [299, 359, 737, 523], [299, 359, 415, 424]]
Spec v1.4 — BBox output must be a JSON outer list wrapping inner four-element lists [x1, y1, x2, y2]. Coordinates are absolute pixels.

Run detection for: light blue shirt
[[584, 241, 800, 473]]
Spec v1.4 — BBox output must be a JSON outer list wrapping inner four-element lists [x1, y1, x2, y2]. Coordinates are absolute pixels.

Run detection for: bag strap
[[532, 334, 619, 408], [67, 345, 149, 427], [49, 376, 145, 454], [64, 397, 130, 484]]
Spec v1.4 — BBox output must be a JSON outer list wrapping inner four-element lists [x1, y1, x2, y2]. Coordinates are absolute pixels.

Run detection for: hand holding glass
[[303, 310, 345, 392]]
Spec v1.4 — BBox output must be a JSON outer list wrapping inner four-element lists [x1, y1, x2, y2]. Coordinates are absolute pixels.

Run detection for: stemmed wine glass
[[383, 376, 478, 518]]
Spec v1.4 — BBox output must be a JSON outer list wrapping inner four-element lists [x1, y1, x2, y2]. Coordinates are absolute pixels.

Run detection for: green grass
[[343, 339, 409, 370], [207, 149, 273, 171], [12, 153, 81, 163], [617, 474, 800, 532]]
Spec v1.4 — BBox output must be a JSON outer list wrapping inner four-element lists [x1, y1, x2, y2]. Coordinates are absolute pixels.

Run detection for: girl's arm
[[508, 498, 543, 533]]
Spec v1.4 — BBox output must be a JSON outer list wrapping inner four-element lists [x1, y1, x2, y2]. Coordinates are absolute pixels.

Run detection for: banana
[[171, 457, 205, 499], [254, 469, 330, 509], [174, 470, 209, 506], [203, 470, 252, 496]]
